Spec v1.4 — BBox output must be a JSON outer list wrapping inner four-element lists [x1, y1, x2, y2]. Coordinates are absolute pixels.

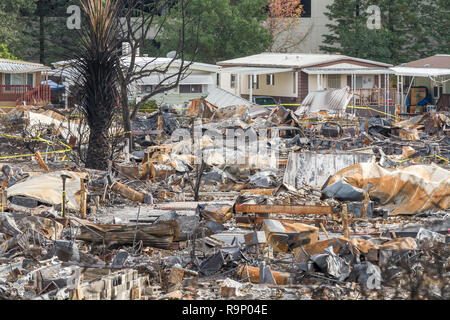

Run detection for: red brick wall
[[298, 70, 309, 103]]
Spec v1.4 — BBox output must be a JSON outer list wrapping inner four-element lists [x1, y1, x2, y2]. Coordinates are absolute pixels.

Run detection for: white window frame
[[230, 74, 236, 89], [179, 84, 203, 94]]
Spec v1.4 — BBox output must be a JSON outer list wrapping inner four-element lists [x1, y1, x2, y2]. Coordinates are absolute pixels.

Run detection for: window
[[433, 85, 443, 98], [248, 75, 259, 89], [179, 84, 203, 93], [27, 74, 33, 86], [216, 74, 220, 86], [230, 74, 236, 89], [4, 73, 33, 91], [355, 75, 375, 89], [5, 73, 33, 86], [327, 75, 341, 89], [266, 74, 275, 86], [254, 97, 277, 106], [140, 85, 153, 94]]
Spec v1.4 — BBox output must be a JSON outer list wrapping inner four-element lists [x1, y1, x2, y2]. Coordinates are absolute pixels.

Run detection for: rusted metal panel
[[326, 163, 450, 215], [237, 265, 291, 286]]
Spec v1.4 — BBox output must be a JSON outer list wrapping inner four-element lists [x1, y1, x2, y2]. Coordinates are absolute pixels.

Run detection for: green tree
[[154, 0, 273, 64], [0, 43, 18, 59], [422, 0, 450, 56], [0, 0, 35, 60], [24, 0, 80, 65], [0, 0, 80, 64], [321, 0, 431, 65]]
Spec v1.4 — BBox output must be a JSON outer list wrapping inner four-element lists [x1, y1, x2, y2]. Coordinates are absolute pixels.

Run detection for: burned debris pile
[[0, 102, 448, 300]]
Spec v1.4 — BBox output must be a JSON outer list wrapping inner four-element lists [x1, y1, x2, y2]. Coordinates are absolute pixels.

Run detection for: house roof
[[52, 57, 219, 86], [218, 53, 392, 69], [399, 54, 450, 69], [219, 66, 294, 75], [53, 57, 219, 74], [390, 67, 450, 77], [127, 57, 220, 73], [0, 58, 50, 74]]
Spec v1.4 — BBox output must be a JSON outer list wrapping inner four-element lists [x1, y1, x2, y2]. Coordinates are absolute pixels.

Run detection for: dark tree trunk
[[120, 83, 133, 153], [86, 121, 111, 170], [39, 15, 45, 64], [70, 0, 122, 171]]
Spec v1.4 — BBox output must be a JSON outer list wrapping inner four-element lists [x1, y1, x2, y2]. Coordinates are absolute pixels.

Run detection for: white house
[[51, 57, 219, 109], [392, 54, 450, 113], [128, 57, 219, 108], [217, 53, 394, 114]]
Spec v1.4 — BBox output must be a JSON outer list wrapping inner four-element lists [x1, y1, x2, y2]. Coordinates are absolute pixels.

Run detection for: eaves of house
[[0, 58, 50, 74]]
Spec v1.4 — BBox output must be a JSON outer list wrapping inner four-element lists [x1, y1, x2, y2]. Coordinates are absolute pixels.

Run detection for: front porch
[[0, 84, 51, 106], [0, 85, 32, 102], [350, 88, 398, 117], [0, 58, 51, 107], [219, 66, 298, 104], [303, 68, 398, 117], [391, 66, 450, 114]]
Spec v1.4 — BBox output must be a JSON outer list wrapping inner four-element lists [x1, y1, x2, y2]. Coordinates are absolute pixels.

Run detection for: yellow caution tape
[[0, 148, 72, 160], [398, 154, 449, 164], [264, 104, 397, 119], [298, 120, 359, 125], [264, 104, 301, 108], [425, 154, 449, 163], [347, 106, 398, 119], [0, 133, 72, 160]]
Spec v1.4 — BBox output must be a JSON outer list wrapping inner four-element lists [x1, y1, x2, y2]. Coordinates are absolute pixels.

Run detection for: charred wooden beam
[[110, 181, 152, 204], [235, 216, 327, 227], [235, 204, 333, 215]]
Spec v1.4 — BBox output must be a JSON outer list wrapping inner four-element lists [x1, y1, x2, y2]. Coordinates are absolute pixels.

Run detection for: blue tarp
[[406, 86, 432, 107], [41, 80, 65, 90]]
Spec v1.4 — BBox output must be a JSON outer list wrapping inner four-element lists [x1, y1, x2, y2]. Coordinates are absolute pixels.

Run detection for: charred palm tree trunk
[[72, 0, 122, 170]]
